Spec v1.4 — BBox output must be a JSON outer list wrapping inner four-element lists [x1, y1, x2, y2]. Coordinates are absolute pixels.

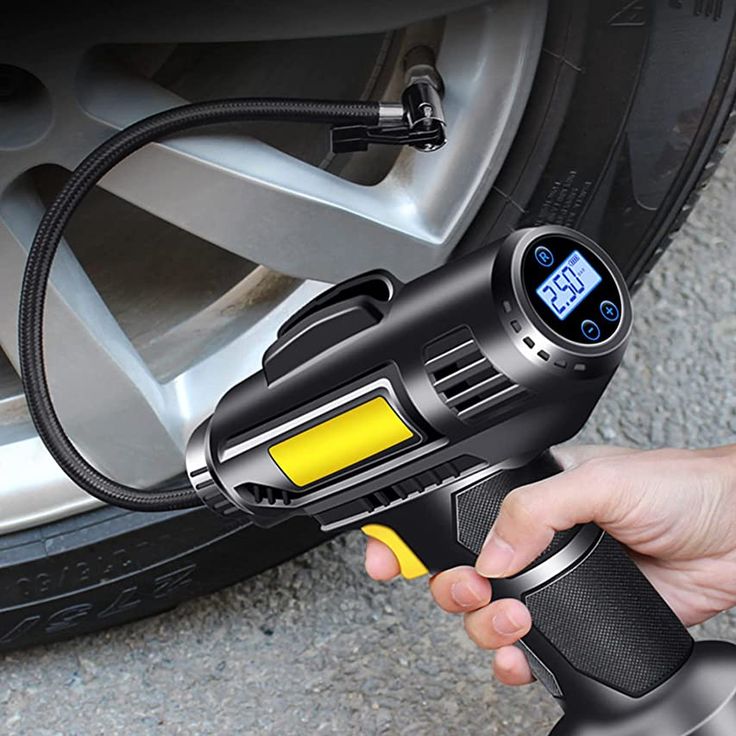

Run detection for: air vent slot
[[314, 455, 486, 528], [424, 327, 527, 423], [362, 456, 483, 512], [235, 482, 292, 506]]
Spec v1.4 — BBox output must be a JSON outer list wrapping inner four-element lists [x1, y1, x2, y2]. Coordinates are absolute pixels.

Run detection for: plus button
[[599, 300, 620, 322]]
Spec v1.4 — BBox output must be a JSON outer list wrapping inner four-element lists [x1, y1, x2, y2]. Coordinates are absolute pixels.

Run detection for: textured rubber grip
[[454, 462, 580, 563], [525, 533, 693, 697], [445, 454, 695, 702], [374, 453, 694, 704]]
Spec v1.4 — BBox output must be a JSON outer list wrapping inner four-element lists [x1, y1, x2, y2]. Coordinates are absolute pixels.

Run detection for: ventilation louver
[[424, 327, 527, 423]]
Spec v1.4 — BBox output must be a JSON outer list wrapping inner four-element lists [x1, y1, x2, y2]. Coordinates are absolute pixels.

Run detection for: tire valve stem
[[330, 46, 446, 154]]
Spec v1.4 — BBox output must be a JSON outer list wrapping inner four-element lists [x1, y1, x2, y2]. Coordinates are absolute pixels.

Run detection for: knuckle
[[493, 653, 526, 686], [428, 573, 449, 595], [501, 488, 536, 526], [463, 611, 495, 649], [578, 456, 617, 487], [492, 663, 512, 684], [576, 458, 621, 510]]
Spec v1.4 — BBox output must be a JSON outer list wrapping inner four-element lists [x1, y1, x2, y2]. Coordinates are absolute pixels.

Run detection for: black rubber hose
[[19, 97, 380, 511]]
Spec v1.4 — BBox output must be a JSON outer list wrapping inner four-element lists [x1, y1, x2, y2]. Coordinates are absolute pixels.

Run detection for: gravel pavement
[[2, 146, 736, 736]]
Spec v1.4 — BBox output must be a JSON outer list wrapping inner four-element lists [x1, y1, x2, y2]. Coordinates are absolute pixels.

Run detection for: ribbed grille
[[190, 465, 251, 522], [424, 327, 526, 423], [237, 456, 484, 514], [362, 455, 484, 512], [313, 455, 486, 527], [236, 482, 293, 506]]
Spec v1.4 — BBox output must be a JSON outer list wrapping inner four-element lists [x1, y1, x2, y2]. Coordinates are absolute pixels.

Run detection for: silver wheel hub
[[0, 0, 546, 533]]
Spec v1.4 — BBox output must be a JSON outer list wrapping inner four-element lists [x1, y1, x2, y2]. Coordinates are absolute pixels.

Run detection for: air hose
[[18, 88, 446, 512]]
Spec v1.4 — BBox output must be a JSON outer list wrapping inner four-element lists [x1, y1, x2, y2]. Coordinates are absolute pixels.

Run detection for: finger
[[493, 646, 535, 686], [551, 443, 638, 470], [475, 456, 629, 579], [429, 566, 491, 613], [364, 537, 401, 581], [464, 599, 532, 650]]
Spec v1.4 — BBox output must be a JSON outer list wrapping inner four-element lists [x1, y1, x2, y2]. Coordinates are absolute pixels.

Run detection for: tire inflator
[[17, 53, 736, 735]]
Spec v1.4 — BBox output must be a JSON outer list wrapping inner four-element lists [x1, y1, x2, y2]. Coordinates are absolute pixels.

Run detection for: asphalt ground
[[2, 145, 736, 735]]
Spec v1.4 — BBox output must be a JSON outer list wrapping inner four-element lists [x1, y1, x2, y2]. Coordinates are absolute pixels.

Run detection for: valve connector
[[401, 79, 445, 152], [331, 46, 446, 154]]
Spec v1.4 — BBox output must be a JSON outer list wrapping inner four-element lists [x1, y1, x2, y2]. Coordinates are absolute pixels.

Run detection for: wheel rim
[[0, 0, 546, 533]]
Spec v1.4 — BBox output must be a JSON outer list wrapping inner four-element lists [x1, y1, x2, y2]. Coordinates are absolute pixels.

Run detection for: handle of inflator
[[362, 452, 694, 709]]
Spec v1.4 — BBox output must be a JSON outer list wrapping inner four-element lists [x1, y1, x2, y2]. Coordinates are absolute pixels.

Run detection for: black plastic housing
[[185, 225, 736, 734], [186, 225, 631, 528]]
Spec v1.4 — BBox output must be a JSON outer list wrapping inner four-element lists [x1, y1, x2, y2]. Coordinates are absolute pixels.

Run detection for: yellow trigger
[[362, 524, 429, 579]]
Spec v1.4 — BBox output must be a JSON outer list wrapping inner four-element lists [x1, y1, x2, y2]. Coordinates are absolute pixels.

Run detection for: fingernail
[[450, 581, 484, 609], [493, 609, 525, 636], [476, 531, 515, 578]]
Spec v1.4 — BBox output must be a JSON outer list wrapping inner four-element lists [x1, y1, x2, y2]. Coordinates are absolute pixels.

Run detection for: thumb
[[475, 453, 633, 579], [551, 443, 637, 470]]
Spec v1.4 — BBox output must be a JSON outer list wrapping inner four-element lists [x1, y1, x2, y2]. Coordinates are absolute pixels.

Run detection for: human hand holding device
[[182, 221, 730, 734], [19, 41, 736, 727], [365, 443, 736, 686]]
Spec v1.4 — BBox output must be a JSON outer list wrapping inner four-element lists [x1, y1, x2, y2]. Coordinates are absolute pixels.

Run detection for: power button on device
[[581, 320, 601, 342], [600, 300, 619, 322], [534, 246, 554, 267]]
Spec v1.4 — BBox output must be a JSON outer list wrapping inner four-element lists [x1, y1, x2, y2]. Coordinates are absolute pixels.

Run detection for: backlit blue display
[[536, 250, 602, 321]]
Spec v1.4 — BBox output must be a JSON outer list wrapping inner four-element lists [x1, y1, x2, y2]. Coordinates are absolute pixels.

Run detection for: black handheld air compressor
[[17, 63, 736, 735]]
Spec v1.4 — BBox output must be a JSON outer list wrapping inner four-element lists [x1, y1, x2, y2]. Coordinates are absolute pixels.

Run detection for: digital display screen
[[535, 250, 602, 321]]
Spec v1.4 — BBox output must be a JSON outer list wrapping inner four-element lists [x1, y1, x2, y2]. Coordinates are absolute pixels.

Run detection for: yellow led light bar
[[268, 396, 414, 487]]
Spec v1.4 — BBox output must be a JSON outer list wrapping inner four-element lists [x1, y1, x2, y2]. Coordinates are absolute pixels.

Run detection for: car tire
[[2, 0, 735, 652]]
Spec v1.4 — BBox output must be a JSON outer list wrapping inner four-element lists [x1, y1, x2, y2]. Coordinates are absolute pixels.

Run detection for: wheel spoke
[[0, 0, 547, 532], [67, 1, 546, 283], [73, 60, 439, 282], [0, 435, 100, 535], [0, 177, 187, 486]]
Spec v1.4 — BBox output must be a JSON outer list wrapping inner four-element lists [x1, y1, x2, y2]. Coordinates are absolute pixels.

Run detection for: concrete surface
[[2, 147, 736, 735]]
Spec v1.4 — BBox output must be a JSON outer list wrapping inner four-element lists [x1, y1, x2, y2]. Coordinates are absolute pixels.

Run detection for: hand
[[364, 444, 736, 686]]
